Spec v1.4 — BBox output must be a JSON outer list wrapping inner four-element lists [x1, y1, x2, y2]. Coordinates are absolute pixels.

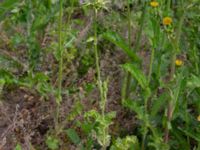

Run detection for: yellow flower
[[150, 1, 159, 7], [197, 115, 200, 122], [175, 59, 183, 66], [163, 17, 172, 25]]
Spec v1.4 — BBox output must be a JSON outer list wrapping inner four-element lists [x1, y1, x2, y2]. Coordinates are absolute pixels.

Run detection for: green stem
[[127, 0, 131, 47], [194, 47, 199, 74], [94, 9, 103, 102], [55, 0, 63, 131], [166, 0, 171, 14], [142, 95, 149, 150], [185, 94, 190, 149], [164, 0, 186, 143], [121, 1, 147, 102], [94, 8, 108, 149], [164, 49, 176, 144], [121, 71, 129, 103], [27, 0, 33, 75], [148, 48, 155, 83], [135, 2, 147, 52], [58, 0, 63, 103], [121, 0, 132, 101], [142, 127, 147, 150]]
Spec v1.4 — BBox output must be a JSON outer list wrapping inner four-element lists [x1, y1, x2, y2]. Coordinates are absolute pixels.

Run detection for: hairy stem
[[148, 48, 155, 83], [135, 2, 147, 52], [121, 0, 132, 102], [94, 9, 103, 102], [122, 1, 147, 102], [55, 0, 63, 131], [94, 8, 108, 149]]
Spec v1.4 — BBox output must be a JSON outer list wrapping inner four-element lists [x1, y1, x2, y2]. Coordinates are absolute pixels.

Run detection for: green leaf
[[172, 127, 191, 150], [45, 136, 59, 150], [150, 92, 168, 116], [102, 31, 140, 62], [187, 74, 200, 89], [0, 54, 24, 73], [172, 75, 187, 119], [0, 0, 20, 20], [122, 63, 148, 90], [179, 127, 200, 142], [110, 135, 140, 150], [15, 144, 22, 150], [123, 99, 144, 120], [66, 128, 81, 145]]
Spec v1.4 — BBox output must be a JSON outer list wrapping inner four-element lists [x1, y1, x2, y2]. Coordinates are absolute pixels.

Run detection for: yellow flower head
[[163, 17, 172, 25], [197, 115, 200, 122], [150, 1, 159, 7], [175, 59, 183, 66]]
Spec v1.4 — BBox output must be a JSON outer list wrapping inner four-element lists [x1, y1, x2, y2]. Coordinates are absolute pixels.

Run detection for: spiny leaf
[[122, 63, 148, 90], [150, 92, 168, 116], [123, 99, 144, 120], [102, 31, 140, 62], [178, 127, 200, 142]]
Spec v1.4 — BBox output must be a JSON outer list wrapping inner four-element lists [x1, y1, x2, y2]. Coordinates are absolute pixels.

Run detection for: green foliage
[[66, 128, 81, 145], [14, 144, 22, 150], [0, 0, 200, 149], [103, 31, 140, 62], [84, 110, 116, 148], [45, 136, 60, 150], [0, 0, 20, 20], [122, 63, 149, 90], [110, 136, 140, 150]]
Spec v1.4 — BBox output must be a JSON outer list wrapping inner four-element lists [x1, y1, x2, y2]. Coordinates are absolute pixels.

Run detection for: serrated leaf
[[150, 92, 168, 116], [187, 74, 200, 89], [66, 128, 81, 145], [179, 127, 200, 142], [102, 31, 140, 62], [123, 99, 144, 120], [122, 63, 148, 90]]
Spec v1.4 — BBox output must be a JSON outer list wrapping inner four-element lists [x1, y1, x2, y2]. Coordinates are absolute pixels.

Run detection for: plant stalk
[[55, 0, 63, 131], [148, 48, 155, 83], [122, 1, 147, 102], [94, 7, 108, 149]]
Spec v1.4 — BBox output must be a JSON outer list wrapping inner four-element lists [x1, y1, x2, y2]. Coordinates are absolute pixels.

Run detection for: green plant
[[15, 144, 22, 150], [45, 136, 60, 150], [110, 135, 139, 150], [84, 109, 116, 149], [82, 0, 116, 149], [0, 0, 200, 149]]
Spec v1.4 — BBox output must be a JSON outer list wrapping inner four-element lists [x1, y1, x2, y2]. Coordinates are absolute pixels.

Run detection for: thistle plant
[[163, 17, 186, 148], [121, 0, 132, 102], [55, 0, 63, 132], [121, 1, 147, 102], [83, 0, 115, 149]]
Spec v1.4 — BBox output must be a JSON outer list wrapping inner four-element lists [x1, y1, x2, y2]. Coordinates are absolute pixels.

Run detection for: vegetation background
[[0, 0, 200, 149]]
